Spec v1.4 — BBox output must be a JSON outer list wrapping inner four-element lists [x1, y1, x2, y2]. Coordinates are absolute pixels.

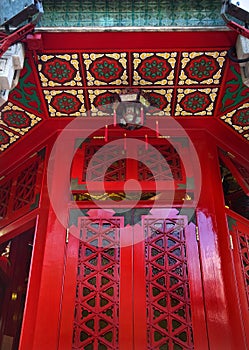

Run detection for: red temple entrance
[[0, 125, 248, 350], [0, 28, 249, 350], [56, 133, 208, 350]]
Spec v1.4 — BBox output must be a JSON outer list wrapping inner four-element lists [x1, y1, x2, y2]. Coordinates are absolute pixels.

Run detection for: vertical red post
[[119, 225, 133, 350], [194, 131, 247, 350]]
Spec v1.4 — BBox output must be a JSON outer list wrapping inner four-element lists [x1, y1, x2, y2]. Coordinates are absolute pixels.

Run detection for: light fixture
[[114, 89, 151, 130]]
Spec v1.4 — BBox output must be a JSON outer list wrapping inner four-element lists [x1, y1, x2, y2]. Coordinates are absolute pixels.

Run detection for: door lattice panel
[[237, 230, 249, 305], [73, 217, 120, 350], [144, 217, 194, 350]]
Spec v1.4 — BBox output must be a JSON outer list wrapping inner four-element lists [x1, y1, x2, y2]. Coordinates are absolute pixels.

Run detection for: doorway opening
[[0, 228, 34, 350]]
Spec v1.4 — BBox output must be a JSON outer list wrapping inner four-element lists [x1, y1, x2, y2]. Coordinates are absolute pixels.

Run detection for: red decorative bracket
[[221, 10, 249, 40], [0, 13, 43, 58], [226, 20, 249, 39]]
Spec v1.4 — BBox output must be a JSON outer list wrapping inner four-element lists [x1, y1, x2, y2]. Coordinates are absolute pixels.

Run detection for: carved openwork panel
[[82, 144, 126, 182], [13, 160, 39, 211], [237, 229, 249, 305], [138, 144, 183, 181], [144, 217, 194, 350], [0, 180, 12, 220], [0, 148, 45, 227], [227, 213, 249, 338], [71, 139, 188, 200], [72, 217, 121, 350]]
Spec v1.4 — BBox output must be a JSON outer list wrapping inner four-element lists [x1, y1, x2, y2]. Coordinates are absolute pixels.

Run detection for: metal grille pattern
[[144, 217, 194, 350], [73, 217, 120, 350], [238, 230, 249, 305], [13, 160, 39, 211]]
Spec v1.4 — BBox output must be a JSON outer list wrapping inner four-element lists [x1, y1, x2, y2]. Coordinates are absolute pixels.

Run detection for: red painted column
[[194, 131, 247, 350], [32, 209, 67, 350], [133, 223, 147, 350], [19, 133, 75, 350], [119, 225, 133, 350], [57, 227, 78, 350], [208, 139, 249, 349]]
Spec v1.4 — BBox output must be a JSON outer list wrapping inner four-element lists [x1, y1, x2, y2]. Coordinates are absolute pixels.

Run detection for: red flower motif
[[232, 108, 249, 126], [90, 57, 124, 83], [51, 93, 81, 114], [0, 130, 10, 145], [185, 55, 219, 82], [181, 92, 211, 113], [147, 92, 168, 112], [137, 56, 171, 83], [2, 111, 30, 128], [42, 58, 76, 84], [93, 92, 117, 113]]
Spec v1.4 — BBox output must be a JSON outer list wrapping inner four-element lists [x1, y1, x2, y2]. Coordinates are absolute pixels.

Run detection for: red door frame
[[0, 215, 37, 348], [193, 131, 249, 350], [225, 208, 249, 349]]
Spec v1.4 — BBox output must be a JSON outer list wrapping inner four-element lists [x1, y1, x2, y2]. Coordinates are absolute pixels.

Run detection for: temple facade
[[0, 1, 249, 349]]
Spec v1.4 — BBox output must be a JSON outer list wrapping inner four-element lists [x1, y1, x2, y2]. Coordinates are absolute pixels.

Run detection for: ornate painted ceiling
[[0, 1, 249, 156]]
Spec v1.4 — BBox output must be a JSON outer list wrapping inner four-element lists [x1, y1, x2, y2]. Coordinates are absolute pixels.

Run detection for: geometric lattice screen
[[228, 216, 249, 307], [144, 217, 194, 350], [72, 140, 184, 183], [71, 212, 195, 350], [237, 228, 249, 306], [72, 217, 121, 350], [0, 149, 44, 227]]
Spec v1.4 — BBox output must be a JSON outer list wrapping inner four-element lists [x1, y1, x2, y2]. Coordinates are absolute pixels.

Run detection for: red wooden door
[[59, 207, 208, 350]]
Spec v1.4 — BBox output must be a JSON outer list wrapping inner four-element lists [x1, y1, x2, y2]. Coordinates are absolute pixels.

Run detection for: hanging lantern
[[114, 89, 150, 130]]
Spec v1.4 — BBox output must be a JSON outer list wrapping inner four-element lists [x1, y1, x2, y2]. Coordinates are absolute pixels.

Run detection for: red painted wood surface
[[59, 208, 208, 350], [194, 132, 248, 350], [119, 225, 133, 350], [133, 224, 147, 350], [0, 129, 249, 349], [226, 208, 249, 349], [40, 31, 237, 52]]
